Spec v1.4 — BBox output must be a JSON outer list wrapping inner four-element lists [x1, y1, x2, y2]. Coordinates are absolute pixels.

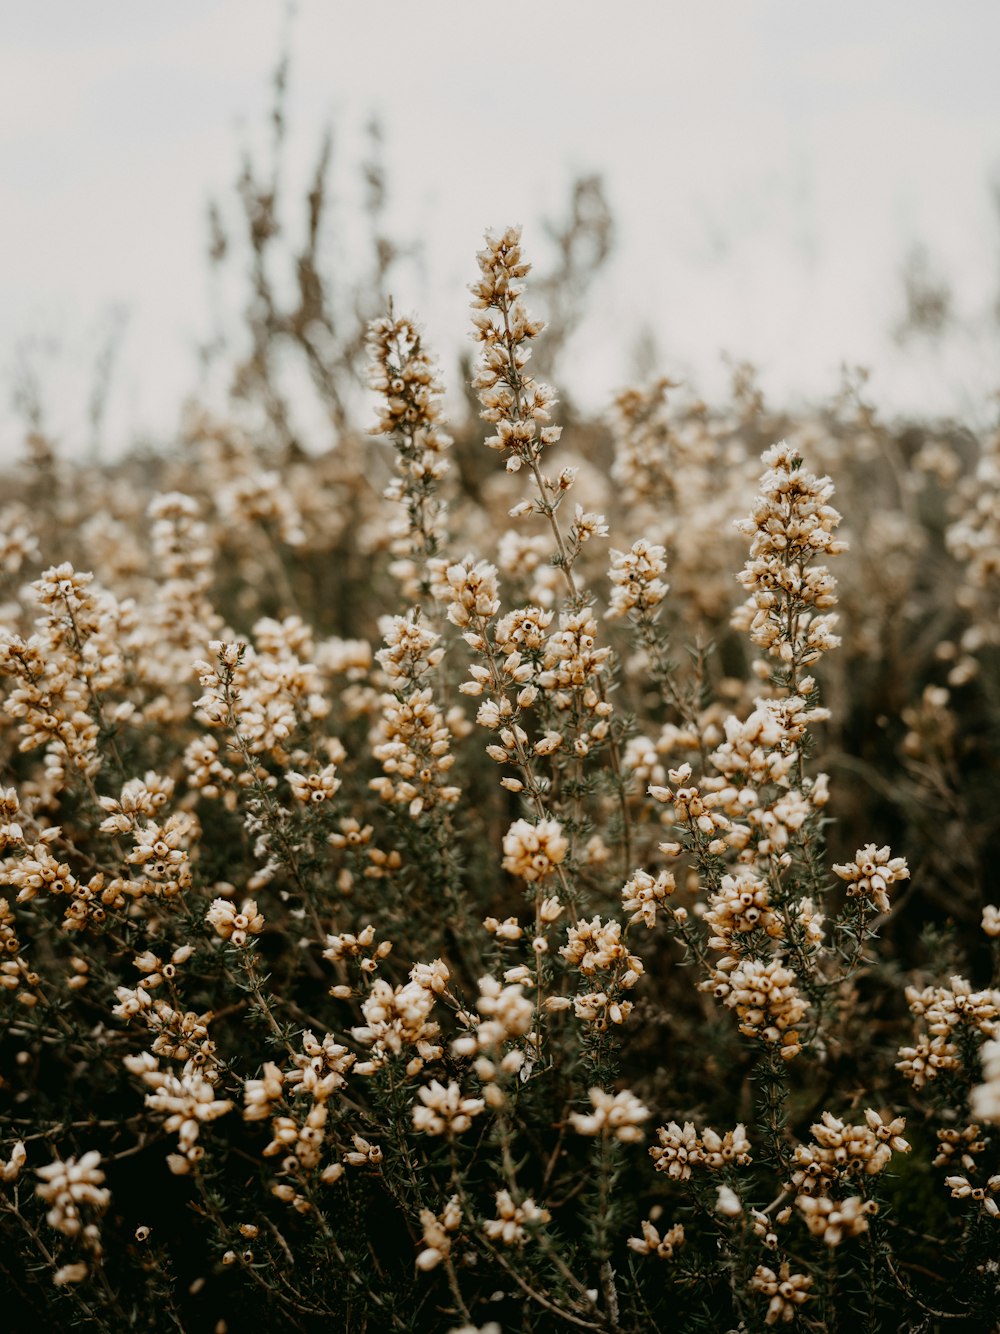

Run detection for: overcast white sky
[[2, 1, 999, 462]]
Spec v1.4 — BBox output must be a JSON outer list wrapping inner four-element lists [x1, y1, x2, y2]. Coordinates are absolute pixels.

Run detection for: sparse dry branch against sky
[[2, 1, 1000, 457]]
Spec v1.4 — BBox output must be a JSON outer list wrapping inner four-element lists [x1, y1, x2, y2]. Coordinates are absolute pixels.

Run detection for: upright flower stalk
[[733, 441, 847, 699], [469, 225, 631, 873], [367, 311, 452, 604]]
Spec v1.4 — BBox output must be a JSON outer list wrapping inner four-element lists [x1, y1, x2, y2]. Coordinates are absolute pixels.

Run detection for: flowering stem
[[61, 595, 125, 780], [470, 608, 581, 922], [234, 945, 297, 1060], [494, 286, 632, 877], [755, 1048, 792, 1178], [2, 1198, 108, 1325], [450, 1172, 605, 1332], [216, 653, 325, 939]]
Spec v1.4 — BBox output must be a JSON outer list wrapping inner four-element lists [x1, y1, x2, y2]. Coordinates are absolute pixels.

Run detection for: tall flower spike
[[606, 539, 669, 621], [470, 226, 562, 474], [370, 613, 460, 818], [733, 442, 847, 683], [367, 312, 452, 600]]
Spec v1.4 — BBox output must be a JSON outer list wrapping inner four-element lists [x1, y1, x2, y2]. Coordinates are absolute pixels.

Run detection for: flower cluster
[[470, 227, 560, 474], [749, 1261, 813, 1325], [206, 897, 265, 946], [483, 1190, 550, 1247], [35, 1151, 110, 1237], [790, 1109, 909, 1193], [569, 1087, 651, 1143], [412, 1080, 486, 1137], [367, 312, 452, 598], [605, 540, 669, 621], [351, 975, 443, 1073], [627, 1219, 685, 1259], [795, 1193, 878, 1246], [370, 613, 460, 816], [733, 441, 847, 679], [621, 867, 676, 928], [708, 958, 809, 1060], [124, 1055, 233, 1174], [649, 1121, 752, 1180], [501, 818, 568, 883], [452, 976, 535, 1068], [0, 564, 128, 784], [416, 1196, 463, 1271], [897, 977, 1000, 1088], [832, 843, 910, 915], [971, 1040, 1000, 1123], [704, 872, 785, 949]]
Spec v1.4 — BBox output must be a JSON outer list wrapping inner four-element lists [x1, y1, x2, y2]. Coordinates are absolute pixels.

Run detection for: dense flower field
[[1, 214, 998, 1331]]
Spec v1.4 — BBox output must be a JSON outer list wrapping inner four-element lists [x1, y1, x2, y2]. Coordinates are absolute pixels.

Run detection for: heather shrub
[[1, 216, 999, 1334]]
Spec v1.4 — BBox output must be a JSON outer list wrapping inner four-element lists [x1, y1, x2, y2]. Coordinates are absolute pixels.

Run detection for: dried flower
[[628, 1219, 685, 1259], [569, 1087, 650, 1143], [415, 1196, 462, 1271], [470, 227, 561, 473], [412, 1080, 485, 1137], [832, 844, 909, 915], [501, 818, 568, 882], [206, 898, 265, 946], [482, 1189, 550, 1247], [734, 441, 847, 679], [606, 540, 669, 620], [750, 1260, 813, 1324], [35, 1151, 110, 1236]]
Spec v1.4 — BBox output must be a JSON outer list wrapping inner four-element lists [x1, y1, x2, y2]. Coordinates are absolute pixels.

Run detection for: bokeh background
[[2, 0, 1000, 461]]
